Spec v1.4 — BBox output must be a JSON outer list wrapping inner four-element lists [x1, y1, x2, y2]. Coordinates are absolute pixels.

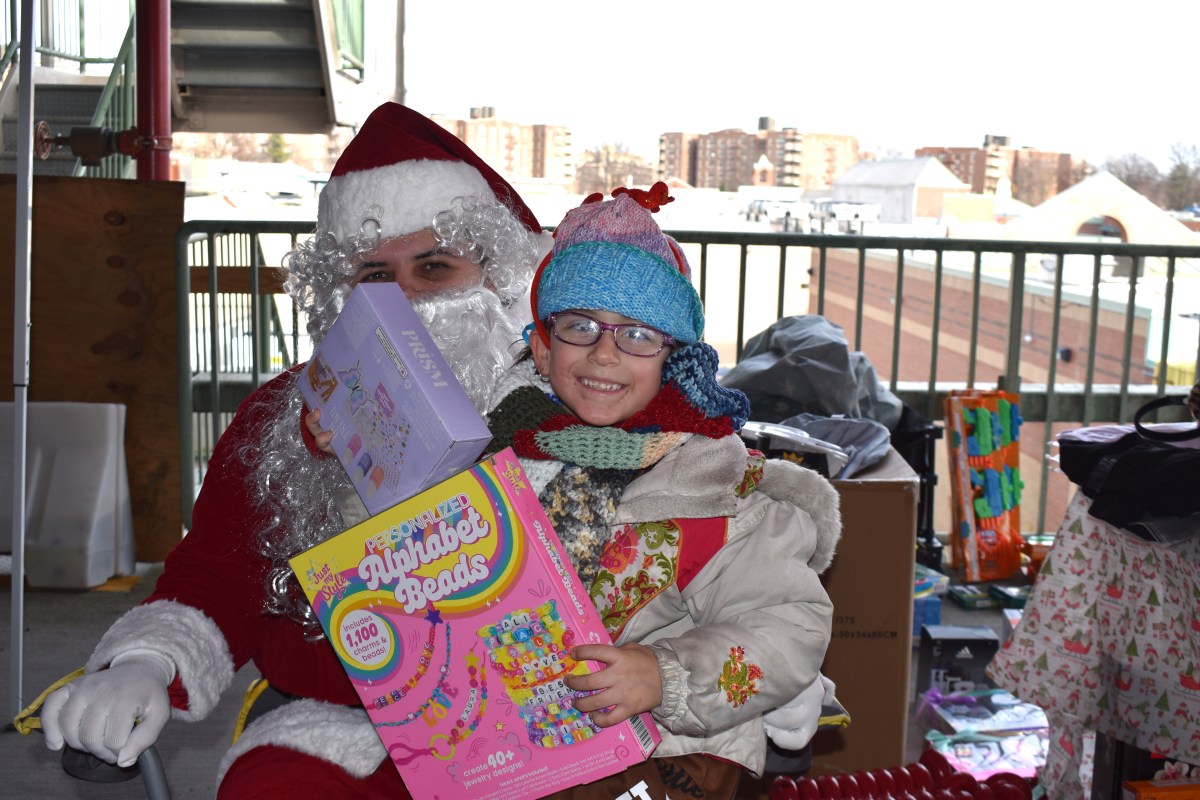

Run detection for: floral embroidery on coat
[[736, 451, 766, 498], [717, 645, 763, 708], [589, 520, 680, 638]]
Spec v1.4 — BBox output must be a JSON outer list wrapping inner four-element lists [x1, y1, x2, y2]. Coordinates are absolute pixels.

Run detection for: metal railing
[[2, 1, 136, 176], [178, 222, 1200, 533], [74, 14, 134, 177], [2, 0, 133, 75]]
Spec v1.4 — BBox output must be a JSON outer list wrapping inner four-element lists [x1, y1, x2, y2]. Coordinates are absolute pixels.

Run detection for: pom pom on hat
[[317, 103, 541, 242], [532, 183, 704, 345]]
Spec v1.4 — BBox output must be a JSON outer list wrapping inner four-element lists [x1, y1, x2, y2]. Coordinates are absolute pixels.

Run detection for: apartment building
[[917, 135, 1086, 206], [659, 131, 699, 186], [661, 121, 857, 192], [430, 107, 574, 189]]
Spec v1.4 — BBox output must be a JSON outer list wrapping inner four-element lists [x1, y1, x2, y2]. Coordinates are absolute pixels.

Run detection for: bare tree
[[576, 144, 654, 195], [1163, 144, 1200, 211], [1104, 153, 1163, 205]]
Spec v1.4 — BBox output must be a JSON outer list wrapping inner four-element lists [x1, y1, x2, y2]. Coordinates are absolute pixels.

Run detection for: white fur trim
[[87, 599, 235, 721], [759, 460, 842, 574], [217, 699, 386, 786], [318, 159, 491, 242]]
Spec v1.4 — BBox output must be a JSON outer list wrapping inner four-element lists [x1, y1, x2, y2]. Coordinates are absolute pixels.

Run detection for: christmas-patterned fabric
[[988, 490, 1200, 797]]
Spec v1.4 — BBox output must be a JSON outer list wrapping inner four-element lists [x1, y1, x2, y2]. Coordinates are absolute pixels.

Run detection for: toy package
[[289, 448, 660, 800], [944, 390, 1024, 582], [947, 584, 999, 610], [298, 283, 492, 516], [925, 729, 1049, 780], [923, 689, 1048, 736]]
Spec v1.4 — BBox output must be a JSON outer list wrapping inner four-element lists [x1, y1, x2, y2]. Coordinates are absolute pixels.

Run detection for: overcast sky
[[404, 0, 1196, 170]]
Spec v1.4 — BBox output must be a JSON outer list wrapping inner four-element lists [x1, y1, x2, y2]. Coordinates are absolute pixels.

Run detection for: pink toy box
[[290, 447, 660, 800], [298, 283, 492, 515]]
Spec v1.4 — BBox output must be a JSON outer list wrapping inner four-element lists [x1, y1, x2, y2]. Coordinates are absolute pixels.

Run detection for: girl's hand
[[565, 643, 663, 727], [305, 408, 335, 455]]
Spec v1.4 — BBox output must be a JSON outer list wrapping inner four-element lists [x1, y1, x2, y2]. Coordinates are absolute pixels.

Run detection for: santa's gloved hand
[[763, 673, 836, 750], [41, 650, 175, 768]]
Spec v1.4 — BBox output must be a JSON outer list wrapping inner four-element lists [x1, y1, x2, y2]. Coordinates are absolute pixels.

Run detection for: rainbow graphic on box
[[290, 448, 659, 800]]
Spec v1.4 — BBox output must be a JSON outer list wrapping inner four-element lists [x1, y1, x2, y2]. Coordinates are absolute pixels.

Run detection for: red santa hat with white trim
[[317, 102, 542, 242]]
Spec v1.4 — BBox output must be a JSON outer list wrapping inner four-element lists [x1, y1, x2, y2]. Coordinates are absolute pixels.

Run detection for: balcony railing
[[178, 222, 1200, 535]]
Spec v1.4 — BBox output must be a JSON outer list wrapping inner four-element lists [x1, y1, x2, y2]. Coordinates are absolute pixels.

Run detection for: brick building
[[659, 121, 857, 191], [917, 134, 1088, 206]]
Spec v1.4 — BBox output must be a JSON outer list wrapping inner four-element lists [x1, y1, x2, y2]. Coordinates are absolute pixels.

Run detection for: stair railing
[[75, 16, 135, 178]]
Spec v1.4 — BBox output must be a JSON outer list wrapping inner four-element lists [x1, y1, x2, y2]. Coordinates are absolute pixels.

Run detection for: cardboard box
[[1123, 780, 1200, 799], [916, 625, 1000, 698], [925, 689, 1047, 735], [289, 448, 659, 799], [928, 728, 1048, 779], [947, 583, 999, 609], [913, 595, 942, 646], [988, 583, 1030, 608], [298, 283, 492, 515], [810, 448, 919, 774]]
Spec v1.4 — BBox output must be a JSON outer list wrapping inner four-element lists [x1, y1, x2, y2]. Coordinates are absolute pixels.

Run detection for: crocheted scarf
[[487, 342, 748, 585]]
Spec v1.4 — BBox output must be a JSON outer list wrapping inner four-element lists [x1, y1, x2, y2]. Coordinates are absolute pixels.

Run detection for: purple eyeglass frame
[[546, 311, 676, 357]]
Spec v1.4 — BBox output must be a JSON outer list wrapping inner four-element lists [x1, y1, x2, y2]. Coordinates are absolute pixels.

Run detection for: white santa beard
[[252, 285, 527, 631], [411, 284, 529, 413]]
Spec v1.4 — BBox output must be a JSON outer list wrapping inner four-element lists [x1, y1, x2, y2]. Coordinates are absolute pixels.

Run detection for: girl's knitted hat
[[531, 183, 704, 345], [317, 102, 542, 242]]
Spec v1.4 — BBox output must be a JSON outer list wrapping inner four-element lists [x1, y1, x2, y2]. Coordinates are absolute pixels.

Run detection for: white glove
[[41, 650, 175, 768], [762, 673, 836, 750]]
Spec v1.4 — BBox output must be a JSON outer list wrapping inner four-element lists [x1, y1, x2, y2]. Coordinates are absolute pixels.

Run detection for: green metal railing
[[75, 15, 134, 178], [2, 1, 135, 176], [330, 0, 364, 80], [73, 16, 134, 176], [2, 0, 133, 74], [178, 223, 1200, 534]]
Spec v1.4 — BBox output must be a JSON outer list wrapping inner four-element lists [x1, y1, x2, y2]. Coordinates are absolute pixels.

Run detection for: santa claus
[[40, 103, 548, 798]]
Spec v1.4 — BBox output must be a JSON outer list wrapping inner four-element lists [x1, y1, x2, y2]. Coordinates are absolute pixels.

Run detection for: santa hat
[[317, 102, 542, 242], [531, 184, 704, 345]]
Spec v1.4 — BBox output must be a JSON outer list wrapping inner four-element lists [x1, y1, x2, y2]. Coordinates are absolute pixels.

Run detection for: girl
[[484, 184, 842, 799]]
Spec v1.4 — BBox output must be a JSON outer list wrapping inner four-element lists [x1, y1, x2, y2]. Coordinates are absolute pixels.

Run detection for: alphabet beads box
[[290, 448, 660, 800], [298, 282, 492, 516]]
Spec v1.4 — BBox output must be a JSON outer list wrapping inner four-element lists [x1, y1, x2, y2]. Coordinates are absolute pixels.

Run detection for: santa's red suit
[[89, 367, 412, 796], [43, 102, 547, 799]]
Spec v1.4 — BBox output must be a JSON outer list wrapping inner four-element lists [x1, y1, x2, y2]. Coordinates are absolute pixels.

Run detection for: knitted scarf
[[487, 342, 749, 586]]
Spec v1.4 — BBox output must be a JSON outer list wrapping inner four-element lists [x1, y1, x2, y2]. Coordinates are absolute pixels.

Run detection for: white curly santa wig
[[283, 102, 548, 344]]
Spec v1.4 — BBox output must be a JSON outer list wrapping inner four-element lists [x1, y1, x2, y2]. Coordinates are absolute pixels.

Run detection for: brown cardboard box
[[810, 448, 919, 774]]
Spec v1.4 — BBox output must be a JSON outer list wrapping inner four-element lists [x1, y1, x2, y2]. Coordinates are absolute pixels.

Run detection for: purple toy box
[[299, 283, 492, 515], [290, 448, 660, 799]]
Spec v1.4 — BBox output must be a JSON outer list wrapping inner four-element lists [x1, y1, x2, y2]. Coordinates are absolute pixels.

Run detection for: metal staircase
[[171, 0, 374, 135], [0, 83, 103, 175], [1, 0, 398, 176]]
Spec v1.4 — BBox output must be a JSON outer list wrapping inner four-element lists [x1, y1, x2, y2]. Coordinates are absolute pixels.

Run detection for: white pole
[[10, 0, 36, 720]]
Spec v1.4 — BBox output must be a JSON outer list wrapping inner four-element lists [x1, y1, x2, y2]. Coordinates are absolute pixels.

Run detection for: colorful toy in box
[[921, 688, 1048, 736], [915, 563, 950, 597], [477, 601, 602, 748], [925, 728, 1049, 780], [289, 448, 659, 800], [987, 583, 1030, 609], [298, 282, 492, 516], [948, 584, 998, 610], [944, 390, 1024, 582]]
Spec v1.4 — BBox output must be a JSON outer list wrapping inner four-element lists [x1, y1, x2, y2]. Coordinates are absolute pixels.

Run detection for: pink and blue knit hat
[[531, 184, 704, 346]]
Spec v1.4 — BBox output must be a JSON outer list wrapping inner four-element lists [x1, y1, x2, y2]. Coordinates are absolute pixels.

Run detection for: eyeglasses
[[546, 311, 676, 357]]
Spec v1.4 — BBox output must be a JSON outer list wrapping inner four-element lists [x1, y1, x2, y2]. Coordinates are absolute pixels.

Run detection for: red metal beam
[[135, 0, 172, 180]]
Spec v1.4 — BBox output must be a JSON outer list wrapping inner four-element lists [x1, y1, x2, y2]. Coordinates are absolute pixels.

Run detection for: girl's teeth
[[581, 378, 620, 391]]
